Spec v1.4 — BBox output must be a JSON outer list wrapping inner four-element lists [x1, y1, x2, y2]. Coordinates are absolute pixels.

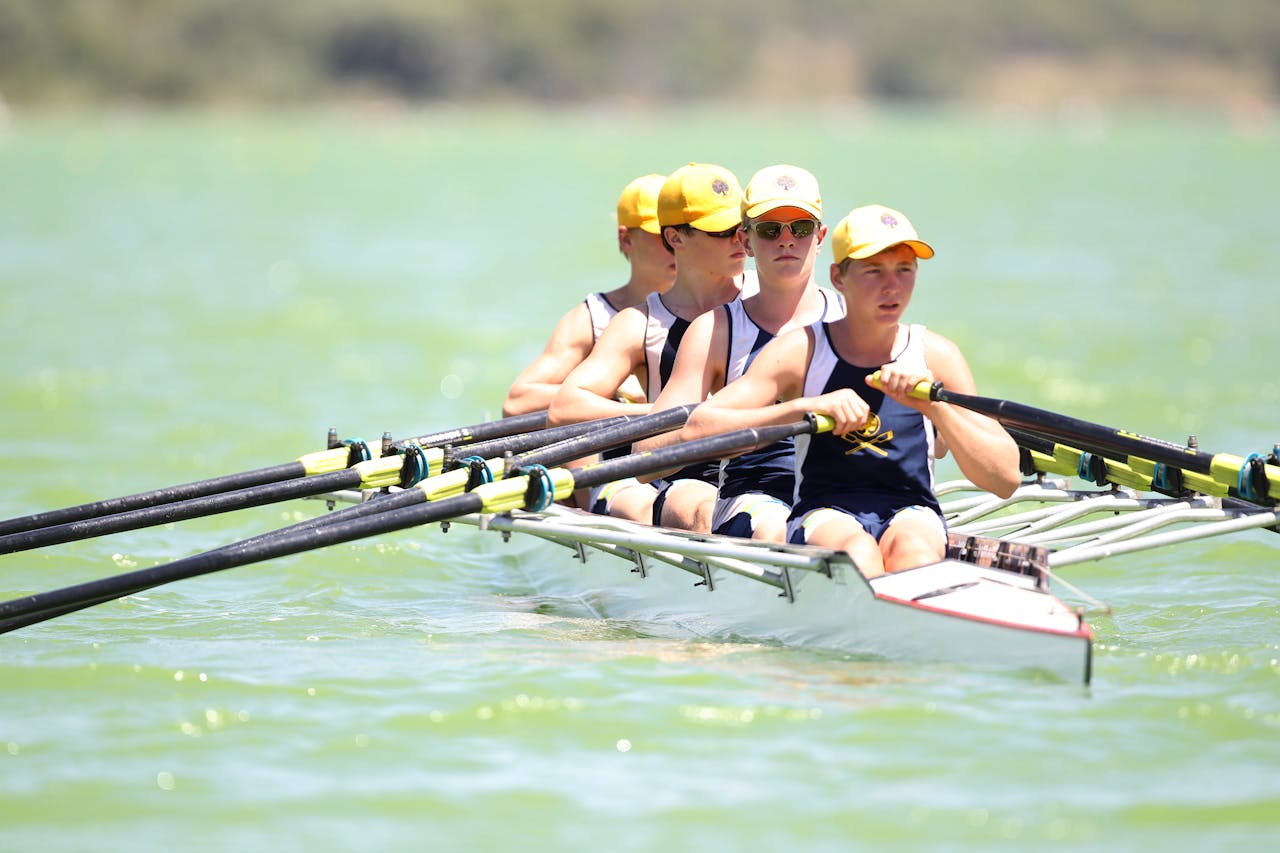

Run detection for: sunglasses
[[749, 218, 818, 240], [679, 223, 741, 239]]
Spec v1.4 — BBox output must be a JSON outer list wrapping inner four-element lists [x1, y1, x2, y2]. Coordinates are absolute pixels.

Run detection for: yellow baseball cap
[[616, 173, 665, 234], [657, 163, 744, 232], [742, 165, 822, 220], [832, 204, 935, 262]]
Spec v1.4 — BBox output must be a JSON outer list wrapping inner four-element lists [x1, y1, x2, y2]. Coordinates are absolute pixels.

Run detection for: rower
[[549, 163, 752, 528], [682, 204, 1020, 577], [502, 173, 675, 417], [633, 164, 844, 541]]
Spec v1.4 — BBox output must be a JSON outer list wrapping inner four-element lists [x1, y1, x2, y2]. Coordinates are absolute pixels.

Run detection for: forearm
[[548, 383, 651, 426], [928, 404, 1020, 497], [502, 382, 558, 417], [684, 397, 810, 442]]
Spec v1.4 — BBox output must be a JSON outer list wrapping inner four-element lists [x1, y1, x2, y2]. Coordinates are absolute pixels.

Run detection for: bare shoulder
[[920, 327, 977, 392]]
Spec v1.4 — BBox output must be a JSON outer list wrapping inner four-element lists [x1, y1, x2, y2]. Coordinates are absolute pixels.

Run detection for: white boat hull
[[442, 506, 1093, 683]]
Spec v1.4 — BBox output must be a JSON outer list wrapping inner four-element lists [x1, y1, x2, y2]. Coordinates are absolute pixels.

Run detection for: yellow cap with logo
[[742, 165, 822, 220], [832, 204, 935, 262], [616, 173, 666, 234], [657, 163, 744, 232]]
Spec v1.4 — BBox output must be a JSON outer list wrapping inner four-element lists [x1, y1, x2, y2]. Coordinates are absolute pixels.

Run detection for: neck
[[745, 276, 824, 334], [833, 317, 903, 366], [610, 271, 669, 308], [664, 269, 739, 319]]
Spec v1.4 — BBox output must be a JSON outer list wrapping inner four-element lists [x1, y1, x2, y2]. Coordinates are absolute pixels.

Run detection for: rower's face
[[623, 229, 677, 289], [666, 224, 747, 278], [831, 243, 919, 320], [743, 211, 826, 286]]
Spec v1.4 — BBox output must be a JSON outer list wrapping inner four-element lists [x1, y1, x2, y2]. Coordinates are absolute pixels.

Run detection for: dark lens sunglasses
[[749, 219, 818, 240], [682, 223, 741, 239]]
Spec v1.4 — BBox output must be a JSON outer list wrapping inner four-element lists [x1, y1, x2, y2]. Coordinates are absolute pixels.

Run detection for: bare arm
[[502, 303, 595, 416], [873, 332, 1021, 498], [632, 309, 727, 456], [684, 327, 876, 441], [548, 307, 651, 426]]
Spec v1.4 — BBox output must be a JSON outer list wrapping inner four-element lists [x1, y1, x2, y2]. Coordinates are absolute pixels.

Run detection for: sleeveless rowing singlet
[[790, 322, 940, 518], [717, 289, 845, 502], [584, 291, 619, 341], [642, 290, 718, 485]]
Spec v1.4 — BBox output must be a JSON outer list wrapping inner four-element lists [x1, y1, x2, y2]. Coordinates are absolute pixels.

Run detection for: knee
[[751, 512, 788, 544]]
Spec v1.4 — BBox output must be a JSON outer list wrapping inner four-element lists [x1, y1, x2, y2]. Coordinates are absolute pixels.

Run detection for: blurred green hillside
[[1, 0, 1276, 109]]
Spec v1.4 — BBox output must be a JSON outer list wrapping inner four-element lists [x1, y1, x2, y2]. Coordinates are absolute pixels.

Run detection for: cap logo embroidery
[[775, 175, 797, 191], [711, 179, 730, 196], [880, 213, 899, 228]]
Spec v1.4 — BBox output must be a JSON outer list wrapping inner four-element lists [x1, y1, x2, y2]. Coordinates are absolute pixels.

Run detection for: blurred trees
[[0, 0, 1275, 107]]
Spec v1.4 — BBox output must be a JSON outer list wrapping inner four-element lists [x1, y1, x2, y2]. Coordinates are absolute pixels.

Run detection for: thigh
[[712, 493, 790, 542], [787, 507, 885, 577], [879, 508, 946, 573], [604, 481, 658, 524], [657, 479, 718, 533]]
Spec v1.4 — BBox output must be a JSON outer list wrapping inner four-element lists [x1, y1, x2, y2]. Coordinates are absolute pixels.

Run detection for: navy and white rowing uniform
[[583, 291, 620, 341], [711, 289, 845, 536], [787, 322, 943, 544]]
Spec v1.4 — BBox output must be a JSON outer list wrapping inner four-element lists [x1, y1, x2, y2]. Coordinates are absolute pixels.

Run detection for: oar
[[0, 415, 829, 635], [911, 380, 1279, 504], [198, 405, 697, 552], [0, 412, 626, 555], [0, 410, 548, 539]]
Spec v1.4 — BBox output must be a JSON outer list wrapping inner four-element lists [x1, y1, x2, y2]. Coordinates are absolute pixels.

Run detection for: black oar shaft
[[398, 410, 548, 450], [217, 409, 694, 554], [513, 406, 693, 468], [0, 461, 305, 538], [555, 418, 817, 492], [931, 385, 1217, 476], [0, 411, 545, 540], [0, 415, 825, 634], [445, 415, 632, 464], [0, 467, 365, 555], [0, 492, 488, 633]]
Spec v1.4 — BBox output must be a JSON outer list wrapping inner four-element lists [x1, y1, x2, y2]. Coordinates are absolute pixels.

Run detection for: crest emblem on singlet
[[840, 412, 894, 456]]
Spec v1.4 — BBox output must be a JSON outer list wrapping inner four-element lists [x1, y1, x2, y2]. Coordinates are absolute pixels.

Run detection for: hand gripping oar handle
[[0, 415, 832, 635], [912, 379, 1279, 504]]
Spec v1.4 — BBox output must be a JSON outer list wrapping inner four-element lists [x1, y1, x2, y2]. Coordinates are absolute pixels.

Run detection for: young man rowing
[[549, 162, 751, 528], [633, 165, 845, 541], [502, 173, 675, 417], [682, 204, 1020, 577]]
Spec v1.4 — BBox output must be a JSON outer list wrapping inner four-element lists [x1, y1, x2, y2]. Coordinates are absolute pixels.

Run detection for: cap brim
[[744, 200, 822, 220], [638, 220, 662, 234], [689, 208, 743, 232], [849, 239, 935, 260]]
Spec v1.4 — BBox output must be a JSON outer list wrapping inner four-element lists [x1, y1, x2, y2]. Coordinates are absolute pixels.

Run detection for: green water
[[1, 106, 1278, 851]]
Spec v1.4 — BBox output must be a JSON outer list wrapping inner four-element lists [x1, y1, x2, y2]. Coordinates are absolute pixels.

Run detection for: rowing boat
[[315, 424, 1279, 685], [2, 387, 1274, 686]]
